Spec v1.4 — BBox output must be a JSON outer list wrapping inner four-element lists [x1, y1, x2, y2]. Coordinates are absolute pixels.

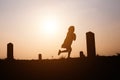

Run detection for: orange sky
[[0, 0, 120, 59]]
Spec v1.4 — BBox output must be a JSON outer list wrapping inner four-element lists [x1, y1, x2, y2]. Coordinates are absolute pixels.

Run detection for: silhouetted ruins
[[86, 31, 96, 58], [38, 54, 42, 60], [7, 43, 14, 60], [0, 32, 120, 80]]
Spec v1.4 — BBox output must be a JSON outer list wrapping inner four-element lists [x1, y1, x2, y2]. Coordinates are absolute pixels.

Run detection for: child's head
[[68, 26, 75, 32]]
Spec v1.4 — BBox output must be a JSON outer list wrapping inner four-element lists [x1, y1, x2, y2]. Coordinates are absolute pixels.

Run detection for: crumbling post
[[7, 43, 14, 60], [38, 54, 42, 60], [80, 51, 85, 59], [86, 31, 96, 58]]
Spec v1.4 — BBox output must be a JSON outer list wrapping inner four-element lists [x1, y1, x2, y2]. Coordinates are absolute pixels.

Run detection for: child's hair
[[68, 26, 75, 32]]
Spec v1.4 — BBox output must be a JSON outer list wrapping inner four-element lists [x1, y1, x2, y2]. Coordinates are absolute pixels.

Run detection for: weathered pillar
[[7, 43, 14, 60], [86, 31, 96, 58], [38, 54, 42, 60]]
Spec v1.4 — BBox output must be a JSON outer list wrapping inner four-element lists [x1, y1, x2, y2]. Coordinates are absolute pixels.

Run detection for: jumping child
[[58, 26, 76, 58]]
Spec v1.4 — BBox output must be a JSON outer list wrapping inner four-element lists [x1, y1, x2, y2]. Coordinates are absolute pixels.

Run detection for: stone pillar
[[7, 43, 14, 60], [39, 54, 42, 60], [86, 31, 96, 58], [80, 51, 85, 58]]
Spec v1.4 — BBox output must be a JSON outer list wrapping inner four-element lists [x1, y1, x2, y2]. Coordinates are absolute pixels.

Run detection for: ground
[[0, 56, 120, 80]]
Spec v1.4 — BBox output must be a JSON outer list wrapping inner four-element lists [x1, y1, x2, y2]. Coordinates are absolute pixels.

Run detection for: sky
[[0, 0, 120, 60]]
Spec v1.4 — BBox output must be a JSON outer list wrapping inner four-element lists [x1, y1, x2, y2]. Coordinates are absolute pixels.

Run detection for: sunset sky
[[0, 0, 120, 59]]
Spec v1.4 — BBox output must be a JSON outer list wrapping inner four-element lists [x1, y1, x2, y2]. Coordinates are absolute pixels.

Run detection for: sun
[[43, 19, 57, 35], [41, 16, 58, 36]]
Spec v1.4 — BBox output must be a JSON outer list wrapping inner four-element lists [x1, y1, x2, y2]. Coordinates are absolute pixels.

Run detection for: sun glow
[[40, 16, 59, 36]]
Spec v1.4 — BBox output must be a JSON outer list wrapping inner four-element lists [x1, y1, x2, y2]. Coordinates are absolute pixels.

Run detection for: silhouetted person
[[58, 26, 76, 58]]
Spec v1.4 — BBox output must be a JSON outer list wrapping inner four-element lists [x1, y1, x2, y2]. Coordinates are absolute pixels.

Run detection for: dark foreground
[[0, 56, 120, 80]]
